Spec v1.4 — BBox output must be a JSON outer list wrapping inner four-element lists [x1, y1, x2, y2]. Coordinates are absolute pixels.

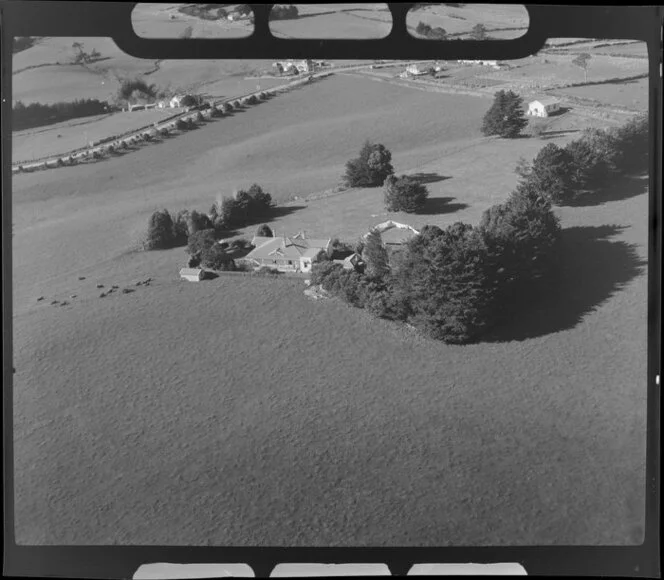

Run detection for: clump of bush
[[343, 140, 394, 187], [270, 4, 299, 20], [245, 94, 258, 105], [217, 184, 275, 228], [256, 224, 274, 237], [415, 21, 447, 40], [384, 175, 429, 213]]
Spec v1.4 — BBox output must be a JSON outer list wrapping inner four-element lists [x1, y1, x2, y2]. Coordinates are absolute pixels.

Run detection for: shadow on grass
[[541, 128, 580, 139], [563, 174, 648, 207], [484, 224, 646, 343], [410, 172, 452, 185], [417, 196, 469, 215]]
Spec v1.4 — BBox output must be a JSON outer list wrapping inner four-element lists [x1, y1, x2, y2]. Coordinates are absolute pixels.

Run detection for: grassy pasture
[[12, 110, 174, 162], [269, 9, 392, 39], [554, 77, 649, 111], [406, 3, 529, 37], [13, 185, 648, 545], [11, 53, 649, 547], [131, 2, 252, 38]]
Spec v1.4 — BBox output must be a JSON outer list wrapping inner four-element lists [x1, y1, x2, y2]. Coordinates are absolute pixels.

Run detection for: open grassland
[[13, 187, 648, 545], [554, 78, 649, 112], [406, 3, 528, 38], [132, 3, 252, 38], [270, 4, 392, 39], [12, 57, 648, 546], [13, 37, 275, 105]]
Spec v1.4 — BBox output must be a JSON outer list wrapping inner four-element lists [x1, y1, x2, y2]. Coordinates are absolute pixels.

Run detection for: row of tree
[[12, 99, 110, 132], [415, 21, 448, 40], [144, 184, 275, 253], [516, 113, 648, 205]]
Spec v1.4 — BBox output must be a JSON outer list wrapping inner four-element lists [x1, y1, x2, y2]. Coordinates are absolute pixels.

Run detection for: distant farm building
[[246, 232, 331, 273], [180, 268, 204, 282], [406, 63, 433, 76], [273, 59, 315, 75], [457, 59, 501, 69], [528, 97, 561, 117], [169, 95, 186, 108], [364, 221, 420, 247]]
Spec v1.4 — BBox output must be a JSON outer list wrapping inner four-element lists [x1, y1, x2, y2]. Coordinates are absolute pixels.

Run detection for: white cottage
[[528, 97, 561, 117]]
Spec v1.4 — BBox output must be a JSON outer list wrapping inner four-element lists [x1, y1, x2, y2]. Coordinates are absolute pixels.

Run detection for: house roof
[[530, 97, 560, 107], [246, 236, 330, 261], [180, 268, 203, 277], [381, 227, 418, 245]]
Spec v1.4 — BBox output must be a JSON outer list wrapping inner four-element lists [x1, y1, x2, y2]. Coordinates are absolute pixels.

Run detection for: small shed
[[180, 268, 204, 282], [528, 97, 561, 117]]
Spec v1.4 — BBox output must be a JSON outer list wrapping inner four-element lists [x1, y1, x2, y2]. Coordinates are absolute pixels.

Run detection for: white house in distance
[[180, 268, 204, 282], [169, 95, 185, 108], [528, 97, 561, 117], [406, 63, 433, 76]]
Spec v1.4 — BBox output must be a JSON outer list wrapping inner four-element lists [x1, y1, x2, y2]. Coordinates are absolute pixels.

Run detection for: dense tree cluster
[[270, 5, 299, 20], [384, 175, 429, 213], [217, 184, 274, 228], [311, 182, 562, 344], [343, 141, 394, 187], [517, 113, 648, 205], [415, 21, 448, 40], [256, 224, 274, 237], [116, 78, 160, 105], [13, 99, 109, 131], [481, 90, 528, 139]]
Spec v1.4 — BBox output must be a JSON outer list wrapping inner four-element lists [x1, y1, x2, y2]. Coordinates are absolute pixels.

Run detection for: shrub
[[218, 185, 274, 228], [255, 266, 282, 277], [256, 224, 274, 237], [481, 90, 528, 138], [176, 118, 188, 131], [271, 4, 299, 20], [160, 127, 170, 137], [187, 228, 218, 257], [246, 94, 258, 105], [145, 209, 175, 250], [343, 141, 394, 187], [181, 94, 198, 108], [201, 244, 236, 270], [564, 136, 610, 190], [384, 174, 429, 213], [196, 111, 205, 122], [223, 102, 233, 112], [470, 23, 487, 40]]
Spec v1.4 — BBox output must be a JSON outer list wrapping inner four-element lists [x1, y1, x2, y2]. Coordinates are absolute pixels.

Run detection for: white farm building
[[527, 97, 561, 117]]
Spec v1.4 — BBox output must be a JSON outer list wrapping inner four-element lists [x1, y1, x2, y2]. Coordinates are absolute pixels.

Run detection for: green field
[[12, 45, 649, 546]]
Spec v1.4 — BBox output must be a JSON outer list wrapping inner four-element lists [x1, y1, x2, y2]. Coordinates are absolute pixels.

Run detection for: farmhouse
[[169, 95, 185, 108], [245, 233, 331, 273], [364, 221, 420, 247], [528, 97, 561, 117], [180, 268, 204, 282], [273, 59, 315, 75]]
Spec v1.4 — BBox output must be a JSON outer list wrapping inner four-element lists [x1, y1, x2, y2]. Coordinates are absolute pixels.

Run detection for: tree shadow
[[541, 128, 580, 139], [409, 172, 452, 185], [546, 105, 573, 117], [417, 196, 469, 215], [563, 174, 648, 207], [483, 224, 646, 343]]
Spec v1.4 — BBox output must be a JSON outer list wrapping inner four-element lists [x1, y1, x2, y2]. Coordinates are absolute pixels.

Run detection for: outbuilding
[[528, 97, 561, 117], [179, 268, 204, 282]]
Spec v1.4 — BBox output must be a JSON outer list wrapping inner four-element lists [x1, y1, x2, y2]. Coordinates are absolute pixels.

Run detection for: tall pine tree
[[481, 90, 528, 138], [362, 229, 390, 279]]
